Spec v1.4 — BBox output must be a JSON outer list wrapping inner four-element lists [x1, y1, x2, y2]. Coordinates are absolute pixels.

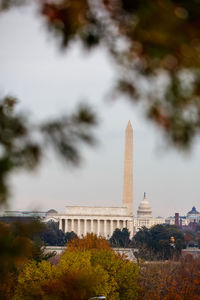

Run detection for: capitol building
[[45, 121, 165, 237], [133, 192, 164, 232]]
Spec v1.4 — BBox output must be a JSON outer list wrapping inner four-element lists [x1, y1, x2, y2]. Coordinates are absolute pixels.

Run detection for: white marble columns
[[59, 217, 133, 238]]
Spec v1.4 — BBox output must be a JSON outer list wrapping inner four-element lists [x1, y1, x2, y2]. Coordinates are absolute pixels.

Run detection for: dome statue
[[137, 192, 152, 218]]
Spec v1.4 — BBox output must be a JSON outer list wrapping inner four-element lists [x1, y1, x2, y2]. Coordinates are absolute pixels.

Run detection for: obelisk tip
[[126, 120, 132, 130]]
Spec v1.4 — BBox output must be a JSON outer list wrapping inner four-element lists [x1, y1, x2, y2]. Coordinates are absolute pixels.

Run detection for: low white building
[[58, 206, 134, 238], [49, 193, 165, 236]]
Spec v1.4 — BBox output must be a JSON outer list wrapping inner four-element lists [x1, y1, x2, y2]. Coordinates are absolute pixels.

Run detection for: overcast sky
[[1, 5, 200, 217]]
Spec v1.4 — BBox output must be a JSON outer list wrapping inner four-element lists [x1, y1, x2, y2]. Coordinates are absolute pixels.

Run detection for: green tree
[[65, 231, 78, 243], [134, 224, 184, 260], [110, 228, 131, 248], [41, 224, 78, 246], [40, 222, 66, 246], [0, 220, 54, 299]]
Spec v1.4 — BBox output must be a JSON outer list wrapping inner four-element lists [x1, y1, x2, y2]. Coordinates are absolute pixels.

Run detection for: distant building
[[165, 207, 200, 229], [3, 210, 47, 218], [175, 213, 179, 226], [187, 206, 200, 223], [0, 209, 60, 225], [133, 193, 165, 232], [0, 210, 48, 224]]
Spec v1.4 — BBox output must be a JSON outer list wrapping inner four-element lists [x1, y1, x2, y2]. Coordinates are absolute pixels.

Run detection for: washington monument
[[122, 121, 133, 215]]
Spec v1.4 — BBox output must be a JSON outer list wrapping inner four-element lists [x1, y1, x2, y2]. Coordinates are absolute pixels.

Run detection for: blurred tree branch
[[36, 0, 200, 148], [0, 98, 97, 205]]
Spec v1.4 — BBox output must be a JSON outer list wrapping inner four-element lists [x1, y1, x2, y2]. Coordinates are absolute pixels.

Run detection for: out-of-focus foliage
[[39, 0, 200, 149], [14, 260, 55, 300], [0, 220, 54, 299], [134, 224, 184, 260], [109, 227, 132, 247], [0, 98, 96, 205], [0, 0, 26, 10], [13, 234, 140, 300], [3, 0, 200, 148], [0, 97, 40, 204]]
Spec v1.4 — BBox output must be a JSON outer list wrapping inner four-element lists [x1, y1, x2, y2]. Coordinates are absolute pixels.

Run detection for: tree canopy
[[109, 228, 132, 248], [0, 220, 54, 298], [13, 234, 140, 300], [134, 224, 185, 260], [40, 221, 78, 246]]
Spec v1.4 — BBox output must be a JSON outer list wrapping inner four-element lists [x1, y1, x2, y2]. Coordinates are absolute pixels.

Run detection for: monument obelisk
[[122, 121, 133, 215]]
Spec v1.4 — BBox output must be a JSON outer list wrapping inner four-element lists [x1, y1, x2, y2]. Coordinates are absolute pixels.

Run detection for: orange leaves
[[13, 234, 140, 299], [66, 233, 112, 251], [41, 0, 90, 47], [138, 257, 200, 300]]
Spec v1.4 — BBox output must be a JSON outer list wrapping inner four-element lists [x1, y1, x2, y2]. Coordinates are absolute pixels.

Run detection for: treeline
[[42, 222, 186, 261], [134, 224, 185, 261], [1, 228, 140, 299], [1, 220, 200, 299], [40, 221, 78, 246], [183, 224, 200, 248], [139, 256, 200, 299], [108, 224, 185, 261]]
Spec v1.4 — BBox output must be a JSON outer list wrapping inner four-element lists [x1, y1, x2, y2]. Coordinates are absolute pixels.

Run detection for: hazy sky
[[1, 5, 200, 217]]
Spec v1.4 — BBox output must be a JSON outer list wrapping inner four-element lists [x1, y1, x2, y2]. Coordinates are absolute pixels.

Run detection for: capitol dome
[[137, 192, 152, 218]]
